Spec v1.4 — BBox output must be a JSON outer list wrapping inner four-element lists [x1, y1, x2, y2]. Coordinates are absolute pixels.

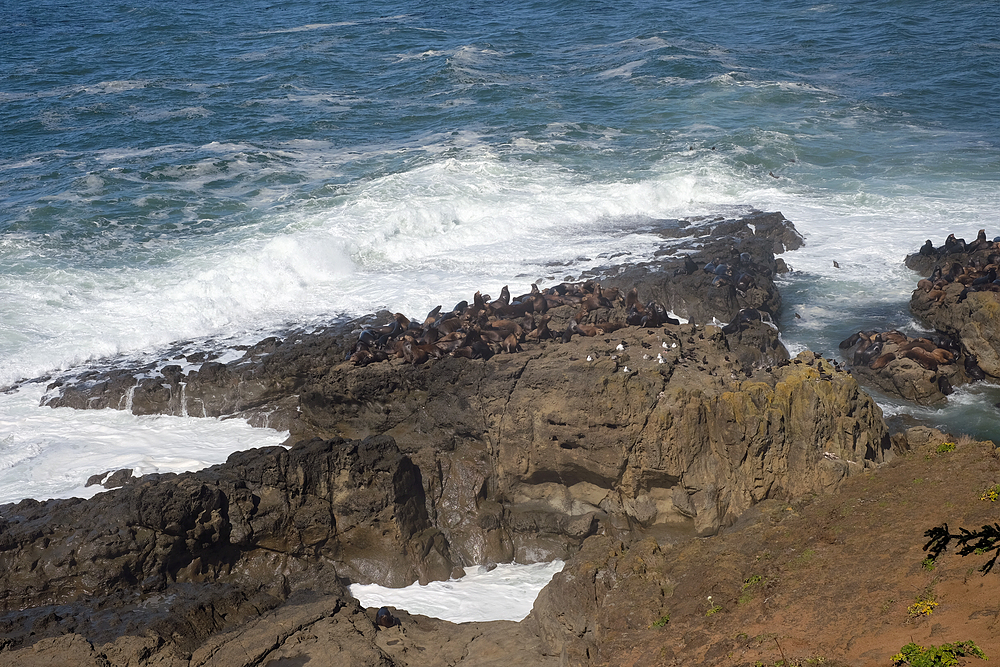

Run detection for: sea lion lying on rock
[[347, 280, 684, 366], [839, 329, 965, 404]]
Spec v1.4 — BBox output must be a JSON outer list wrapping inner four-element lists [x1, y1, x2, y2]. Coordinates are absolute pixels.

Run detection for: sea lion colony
[[346, 280, 680, 366], [915, 228, 1000, 303], [345, 257, 763, 367], [839, 329, 960, 373]]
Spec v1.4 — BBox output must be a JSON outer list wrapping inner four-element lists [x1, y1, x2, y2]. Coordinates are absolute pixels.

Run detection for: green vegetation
[[907, 582, 938, 619], [980, 483, 1000, 502], [739, 574, 765, 604], [789, 548, 816, 568], [705, 595, 722, 616], [891, 640, 987, 666], [907, 597, 938, 618], [936, 441, 956, 454], [921, 557, 936, 571], [650, 613, 669, 628]]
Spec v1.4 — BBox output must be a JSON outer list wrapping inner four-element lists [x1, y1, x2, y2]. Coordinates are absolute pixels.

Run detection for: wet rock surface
[[832, 231, 1000, 405], [0, 436, 454, 655]]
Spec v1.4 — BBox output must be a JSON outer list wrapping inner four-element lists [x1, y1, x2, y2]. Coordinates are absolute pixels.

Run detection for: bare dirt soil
[[586, 427, 1000, 666]]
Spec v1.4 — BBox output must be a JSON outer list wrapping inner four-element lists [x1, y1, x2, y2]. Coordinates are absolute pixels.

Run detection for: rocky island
[[2, 213, 998, 666]]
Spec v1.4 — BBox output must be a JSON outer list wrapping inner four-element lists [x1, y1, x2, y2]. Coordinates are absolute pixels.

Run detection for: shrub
[[891, 640, 987, 666]]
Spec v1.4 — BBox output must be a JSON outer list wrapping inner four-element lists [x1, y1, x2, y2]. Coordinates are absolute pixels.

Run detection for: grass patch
[[650, 613, 670, 628], [739, 574, 765, 604]]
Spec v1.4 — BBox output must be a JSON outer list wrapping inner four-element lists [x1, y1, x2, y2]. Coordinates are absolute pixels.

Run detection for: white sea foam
[[350, 560, 564, 623], [0, 154, 716, 386], [596, 59, 647, 78], [4, 145, 997, 391], [0, 385, 287, 507]]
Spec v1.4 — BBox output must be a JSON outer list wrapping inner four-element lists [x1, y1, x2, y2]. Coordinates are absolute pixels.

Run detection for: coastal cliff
[[0, 212, 907, 666]]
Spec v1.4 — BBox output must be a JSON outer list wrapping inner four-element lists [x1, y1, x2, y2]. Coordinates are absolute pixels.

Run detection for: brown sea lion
[[903, 347, 939, 370], [502, 333, 522, 353], [870, 352, 896, 370]]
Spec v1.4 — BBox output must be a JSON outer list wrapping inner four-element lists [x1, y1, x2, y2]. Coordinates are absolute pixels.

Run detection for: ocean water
[[351, 560, 565, 623], [2, 0, 999, 620]]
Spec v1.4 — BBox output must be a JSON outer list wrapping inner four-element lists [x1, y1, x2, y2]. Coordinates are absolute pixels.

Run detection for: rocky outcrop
[[907, 231, 1000, 379], [5, 319, 891, 579], [838, 330, 964, 405], [38, 211, 802, 429], [0, 435, 455, 657], [26, 213, 854, 556], [294, 319, 890, 555], [0, 211, 903, 665]]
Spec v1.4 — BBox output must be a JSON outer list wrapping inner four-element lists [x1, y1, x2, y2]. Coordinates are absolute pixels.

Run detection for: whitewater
[[2, 0, 998, 621]]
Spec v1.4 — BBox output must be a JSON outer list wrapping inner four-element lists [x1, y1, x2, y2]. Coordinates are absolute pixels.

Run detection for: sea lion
[[376, 607, 399, 628], [945, 234, 966, 253], [561, 318, 578, 343], [855, 338, 883, 366], [919, 239, 935, 257], [882, 330, 908, 345], [971, 228, 990, 251], [965, 353, 986, 381], [898, 338, 936, 354], [721, 308, 761, 335], [423, 305, 442, 326], [870, 352, 896, 370], [525, 314, 551, 341], [903, 346, 939, 370], [839, 331, 864, 350], [502, 333, 522, 353], [492, 285, 510, 308]]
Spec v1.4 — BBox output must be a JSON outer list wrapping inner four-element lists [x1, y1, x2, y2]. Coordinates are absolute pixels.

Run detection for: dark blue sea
[[2, 0, 1000, 501]]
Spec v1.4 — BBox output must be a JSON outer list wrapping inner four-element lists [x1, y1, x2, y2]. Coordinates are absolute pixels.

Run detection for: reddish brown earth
[[552, 427, 1000, 666]]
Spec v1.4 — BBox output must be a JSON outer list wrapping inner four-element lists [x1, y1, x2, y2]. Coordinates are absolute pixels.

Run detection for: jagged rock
[[1, 211, 901, 666], [293, 324, 887, 549], [39, 211, 802, 427], [527, 535, 672, 664], [0, 435, 454, 658], [912, 287, 1000, 379], [907, 233, 1000, 380], [603, 210, 802, 324]]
